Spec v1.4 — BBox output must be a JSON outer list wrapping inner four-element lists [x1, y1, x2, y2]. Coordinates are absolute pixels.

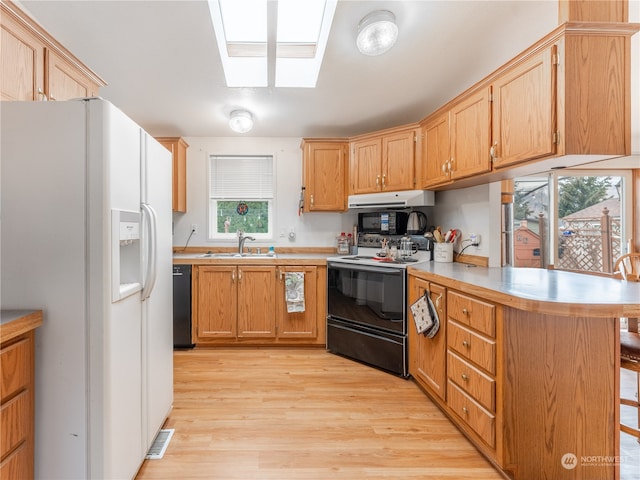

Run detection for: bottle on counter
[[337, 232, 350, 254]]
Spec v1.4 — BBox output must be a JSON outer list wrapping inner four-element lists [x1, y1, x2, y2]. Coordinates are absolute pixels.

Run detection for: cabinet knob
[[461, 373, 469, 382], [231, 270, 236, 282], [490, 141, 499, 162], [376, 175, 380, 186], [462, 308, 469, 315], [238, 269, 242, 281], [381, 174, 386, 187], [462, 406, 468, 415], [310, 194, 314, 206], [462, 340, 470, 348], [37, 87, 48, 101]]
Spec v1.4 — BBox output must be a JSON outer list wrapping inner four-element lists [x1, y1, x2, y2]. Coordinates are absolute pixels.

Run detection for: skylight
[[208, 0, 337, 88]]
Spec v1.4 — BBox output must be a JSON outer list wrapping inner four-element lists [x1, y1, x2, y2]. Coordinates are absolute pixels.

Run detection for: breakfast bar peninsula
[[407, 263, 640, 480]]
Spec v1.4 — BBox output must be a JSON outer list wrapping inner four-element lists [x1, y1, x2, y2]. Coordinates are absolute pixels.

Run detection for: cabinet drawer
[[448, 380, 495, 448], [448, 291, 495, 336], [0, 338, 30, 402], [0, 441, 29, 480], [448, 320, 495, 374], [0, 390, 29, 459], [447, 351, 495, 411]]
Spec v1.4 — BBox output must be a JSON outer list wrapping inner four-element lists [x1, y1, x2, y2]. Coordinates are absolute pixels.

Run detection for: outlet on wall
[[191, 224, 198, 235]]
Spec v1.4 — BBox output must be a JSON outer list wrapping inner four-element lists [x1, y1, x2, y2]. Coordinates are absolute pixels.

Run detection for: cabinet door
[[303, 141, 347, 212], [156, 137, 189, 213], [491, 46, 556, 168], [46, 50, 99, 101], [421, 112, 451, 188], [350, 137, 382, 194], [194, 266, 237, 339], [408, 277, 447, 400], [237, 266, 277, 338], [1, 13, 45, 101], [381, 129, 416, 191], [450, 87, 492, 180], [276, 266, 317, 338]]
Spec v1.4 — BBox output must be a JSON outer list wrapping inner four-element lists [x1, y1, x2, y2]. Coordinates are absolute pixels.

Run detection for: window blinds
[[209, 155, 273, 198]]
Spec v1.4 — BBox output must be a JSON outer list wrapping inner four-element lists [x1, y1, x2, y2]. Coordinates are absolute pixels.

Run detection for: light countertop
[[408, 262, 640, 318]]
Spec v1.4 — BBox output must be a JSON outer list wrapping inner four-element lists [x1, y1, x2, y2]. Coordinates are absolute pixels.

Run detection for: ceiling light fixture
[[356, 10, 398, 56], [229, 110, 253, 133]]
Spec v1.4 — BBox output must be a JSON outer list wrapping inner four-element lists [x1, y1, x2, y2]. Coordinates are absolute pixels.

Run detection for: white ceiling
[[18, 1, 562, 138]]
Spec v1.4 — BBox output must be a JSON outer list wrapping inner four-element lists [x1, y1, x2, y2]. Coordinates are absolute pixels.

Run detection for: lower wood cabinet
[[193, 264, 324, 346], [408, 277, 447, 400], [1, 331, 36, 480], [408, 274, 503, 468]]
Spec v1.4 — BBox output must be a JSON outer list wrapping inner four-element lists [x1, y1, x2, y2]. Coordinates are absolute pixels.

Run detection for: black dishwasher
[[173, 264, 194, 348]]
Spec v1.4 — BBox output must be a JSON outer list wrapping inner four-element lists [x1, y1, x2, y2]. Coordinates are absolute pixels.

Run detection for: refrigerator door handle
[[141, 202, 158, 300]]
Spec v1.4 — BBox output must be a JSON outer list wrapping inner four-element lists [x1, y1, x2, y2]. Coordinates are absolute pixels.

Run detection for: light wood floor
[[135, 348, 504, 480]]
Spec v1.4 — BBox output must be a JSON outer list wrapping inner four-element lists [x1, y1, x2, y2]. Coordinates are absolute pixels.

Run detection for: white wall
[[172, 137, 357, 250]]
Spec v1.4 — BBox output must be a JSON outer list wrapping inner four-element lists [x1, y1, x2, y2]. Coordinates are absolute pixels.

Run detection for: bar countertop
[[1, 310, 43, 343], [408, 262, 640, 318]]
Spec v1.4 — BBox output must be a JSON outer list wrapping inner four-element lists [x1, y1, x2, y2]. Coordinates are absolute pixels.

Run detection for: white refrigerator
[[1, 99, 174, 479]]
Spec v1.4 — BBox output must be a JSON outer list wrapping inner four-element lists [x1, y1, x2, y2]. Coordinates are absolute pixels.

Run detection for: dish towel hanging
[[409, 291, 440, 338], [284, 272, 305, 313]]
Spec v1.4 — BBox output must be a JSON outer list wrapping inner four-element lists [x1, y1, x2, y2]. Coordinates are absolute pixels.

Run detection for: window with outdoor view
[[511, 170, 632, 274], [208, 155, 274, 240]]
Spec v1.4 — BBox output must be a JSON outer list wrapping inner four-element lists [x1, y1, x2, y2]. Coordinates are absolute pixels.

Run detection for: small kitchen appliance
[[406, 211, 428, 234], [358, 211, 408, 235]]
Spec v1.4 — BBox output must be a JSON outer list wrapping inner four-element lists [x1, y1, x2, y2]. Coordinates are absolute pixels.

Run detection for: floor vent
[[146, 429, 174, 459]]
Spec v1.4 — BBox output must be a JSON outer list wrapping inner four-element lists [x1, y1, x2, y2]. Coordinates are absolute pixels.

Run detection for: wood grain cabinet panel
[[447, 381, 496, 448], [46, 49, 99, 100], [156, 137, 189, 213], [447, 321, 496, 375], [408, 277, 447, 401], [237, 266, 277, 338], [0, 328, 37, 480], [193, 266, 238, 339], [420, 112, 451, 188], [276, 266, 318, 339], [450, 87, 492, 180], [193, 264, 323, 346], [350, 137, 382, 194], [447, 350, 495, 411], [447, 290, 496, 337], [491, 46, 556, 168], [381, 129, 416, 191], [1, 2, 104, 103], [301, 140, 348, 212], [0, 12, 45, 101]]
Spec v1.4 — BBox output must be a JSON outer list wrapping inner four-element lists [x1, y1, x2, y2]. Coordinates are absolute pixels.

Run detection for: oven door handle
[[328, 262, 404, 275]]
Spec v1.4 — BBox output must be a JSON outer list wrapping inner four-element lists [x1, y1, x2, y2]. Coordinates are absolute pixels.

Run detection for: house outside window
[[208, 155, 274, 240]]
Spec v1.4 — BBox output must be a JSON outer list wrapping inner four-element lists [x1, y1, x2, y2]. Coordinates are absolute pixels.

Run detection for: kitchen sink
[[196, 252, 277, 259]]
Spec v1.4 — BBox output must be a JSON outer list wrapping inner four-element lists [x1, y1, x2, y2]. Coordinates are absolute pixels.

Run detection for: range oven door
[[327, 262, 406, 334]]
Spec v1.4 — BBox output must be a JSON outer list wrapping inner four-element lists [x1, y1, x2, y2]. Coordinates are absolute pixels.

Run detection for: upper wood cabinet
[[156, 137, 189, 213], [450, 87, 492, 180], [1, 11, 45, 101], [418, 22, 637, 189], [0, 1, 105, 102], [350, 127, 417, 194], [301, 139, 348, 212], [491, 46, 556, 169], [46, 50, 100, 101], [420, 112, 451, 188]]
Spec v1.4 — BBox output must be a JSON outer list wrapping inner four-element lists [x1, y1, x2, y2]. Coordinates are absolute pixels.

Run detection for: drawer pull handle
[[462, 340, 470, 348], [461, 373, 469, 382], [462, 406, 468, 415], [462, 308, 469, 315]]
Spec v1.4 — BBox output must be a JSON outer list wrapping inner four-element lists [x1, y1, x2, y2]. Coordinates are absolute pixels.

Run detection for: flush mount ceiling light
[[229, 110, 253, 133], [356, 10, 398, 56]]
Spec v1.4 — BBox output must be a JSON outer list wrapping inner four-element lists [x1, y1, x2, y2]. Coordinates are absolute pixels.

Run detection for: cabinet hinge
[[552, 131, 560, 144], [552, 53, 560, 66], [488, 92, 493, 103]]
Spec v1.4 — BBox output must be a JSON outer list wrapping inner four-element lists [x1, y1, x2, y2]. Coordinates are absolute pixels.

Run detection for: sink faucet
[[237, 231, 255, 254]]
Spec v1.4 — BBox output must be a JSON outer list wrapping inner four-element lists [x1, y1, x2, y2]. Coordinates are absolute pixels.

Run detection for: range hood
[[348, 190, 435, 209]]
